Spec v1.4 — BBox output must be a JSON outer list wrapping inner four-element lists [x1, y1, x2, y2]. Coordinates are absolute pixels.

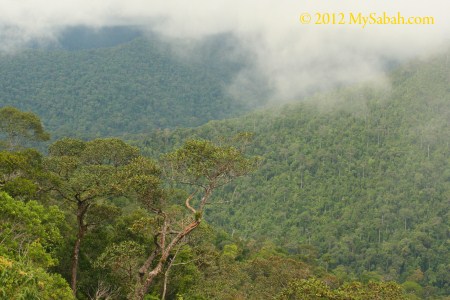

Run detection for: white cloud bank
[[1, 0, 449, 101]]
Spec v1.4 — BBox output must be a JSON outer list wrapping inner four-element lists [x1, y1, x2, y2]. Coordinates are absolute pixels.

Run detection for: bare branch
[[185, 189, 198, 214]]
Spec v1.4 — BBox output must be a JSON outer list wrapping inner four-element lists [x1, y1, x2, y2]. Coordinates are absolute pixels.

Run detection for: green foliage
[[0, 255, 74, 300], [2, 177, 37, 200], [48, 137, 86, 157], [0, 148, 48, 200], [95, 241, 145, 295], [402, 281, 424, 298], [221, 243, 239, 261], [81, 138, 140, 166], [163, 138, 259, 189], [45, 137, 157, 204], [133, 51, 450, 297], [86, 202, 121, 226], [1, 50, 449, 298], [276, 277, 335, 300], [119, 156, 164, 208], [0, 192, 72, 299], [0, 192, 64, 262], [44, 137, 164, 296], [339, 281, 406, 299], [181, 252, 312, 299], [0, 36, 251, 138], [276, 278, 406, 300], [0, 106, 50, 150]]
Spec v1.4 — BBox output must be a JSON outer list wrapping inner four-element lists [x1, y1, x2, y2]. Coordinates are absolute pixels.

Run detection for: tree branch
[[185, 189, 198, 214]]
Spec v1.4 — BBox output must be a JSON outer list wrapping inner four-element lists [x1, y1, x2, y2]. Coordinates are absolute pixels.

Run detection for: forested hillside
[[1, 32, 449, 298], [2, 107, 407, 300], [0, 32, 251, 138], [133, 51, 450, 297]]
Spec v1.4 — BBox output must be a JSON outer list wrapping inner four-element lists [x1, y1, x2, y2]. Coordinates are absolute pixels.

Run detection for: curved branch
[[185, 189, 198, 214]]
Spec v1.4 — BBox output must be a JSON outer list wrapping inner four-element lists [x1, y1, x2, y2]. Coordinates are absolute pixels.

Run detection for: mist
[[1, 0, 449, 102]]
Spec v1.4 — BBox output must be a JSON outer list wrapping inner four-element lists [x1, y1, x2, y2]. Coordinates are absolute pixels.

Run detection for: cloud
[[1, 0, 449, 102]]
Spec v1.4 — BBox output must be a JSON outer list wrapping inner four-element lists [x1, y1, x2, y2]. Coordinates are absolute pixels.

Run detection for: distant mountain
[[0, 30, 253, 138], [133, 51, 450, 297], [57, 26, 144, 51]]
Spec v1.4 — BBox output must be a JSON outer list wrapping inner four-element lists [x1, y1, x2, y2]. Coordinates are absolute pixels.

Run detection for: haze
[[1, 0, 449, 102]]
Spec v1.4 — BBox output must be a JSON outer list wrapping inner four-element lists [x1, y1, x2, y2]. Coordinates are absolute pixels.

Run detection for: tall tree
[[0, 149, 45, 200], [0, 106, 50, 150], [44, 137, 161, 296], [0, 192, 74, 299], [134, 138, 258, 299]]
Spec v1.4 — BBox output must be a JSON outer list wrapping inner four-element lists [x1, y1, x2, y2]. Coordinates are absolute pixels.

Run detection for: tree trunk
[[138, 248, 159, 278], [136, 220, 200, 300], [71, 201, 89, 295], [162, 249, 179, 300]]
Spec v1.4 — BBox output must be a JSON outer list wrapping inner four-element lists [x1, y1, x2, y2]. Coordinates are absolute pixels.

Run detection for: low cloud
[[1, 0, 449, 102]]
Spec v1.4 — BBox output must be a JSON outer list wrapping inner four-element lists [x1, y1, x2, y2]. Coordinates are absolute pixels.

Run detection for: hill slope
[[134, 52, 450, 296], [0, 33, 250, 138]]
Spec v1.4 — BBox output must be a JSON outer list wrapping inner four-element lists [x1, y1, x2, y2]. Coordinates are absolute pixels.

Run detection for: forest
[[132, 51, 450, 298], [0, 38, 449, 299], [0, 106, 410, 300], [0, 33, 253, 139]]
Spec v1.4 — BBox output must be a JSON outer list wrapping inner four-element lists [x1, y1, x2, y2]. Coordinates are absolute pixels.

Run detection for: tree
[[94, 241, 146, 296], [0, 148, 47, 201], [0, 255, 75, 300], [0, 192, 73, 299], [134, 138, 258, 299], [0, 191, 64, 265], [0, 106, 50, 150], [275, 277, 406, 300], [0, 107, 49, 200], [44, 137, 161, 296]]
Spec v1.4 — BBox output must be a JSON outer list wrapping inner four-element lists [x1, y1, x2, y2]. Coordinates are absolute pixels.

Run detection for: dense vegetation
[[132, 51, 450, 298], [0, 37, 449, 299], [0, 107, 411, 299], [0, 32, 252, 138]]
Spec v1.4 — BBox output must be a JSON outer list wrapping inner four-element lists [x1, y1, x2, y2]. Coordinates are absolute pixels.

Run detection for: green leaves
[[45, 138, 160, 204], [276, 278, 406, 300], [48, 137, 139, 168], [44, 137, 162, 294], [0, 255, 74, 300], [0, 149, 45, 200], [0, 192, 64, 260], [0, 106, 50, 150], [163, 139, 258, 189], [48, 138, 86, 157], [81, 138, 139, 167], [86, 202, 121, 226], [0, 193, 72, 299], [95, 240, 145, 286], [0, 37, 249, 138], [119, 156, 164, 207]]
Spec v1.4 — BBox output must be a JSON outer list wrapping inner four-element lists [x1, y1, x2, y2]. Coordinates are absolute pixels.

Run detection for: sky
[[1, 0, 449, 102]]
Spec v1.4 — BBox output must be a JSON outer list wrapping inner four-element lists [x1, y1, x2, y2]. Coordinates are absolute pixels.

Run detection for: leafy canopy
[[0, 106, 50, 150], [163, 139, 259, 189]]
